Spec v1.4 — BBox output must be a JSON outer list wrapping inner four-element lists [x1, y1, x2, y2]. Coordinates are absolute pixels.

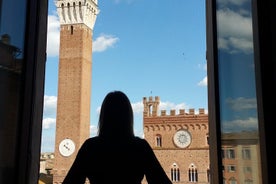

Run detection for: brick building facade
[[143, 96, 210, 184]]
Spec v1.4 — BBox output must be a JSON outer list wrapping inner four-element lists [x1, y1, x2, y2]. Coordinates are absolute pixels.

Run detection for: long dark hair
[[97, 91, 134, 139]]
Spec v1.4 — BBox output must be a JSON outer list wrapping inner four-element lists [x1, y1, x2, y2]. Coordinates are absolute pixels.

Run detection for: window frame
[[16, 0, 48, 183], [206, 0, 275, 183]]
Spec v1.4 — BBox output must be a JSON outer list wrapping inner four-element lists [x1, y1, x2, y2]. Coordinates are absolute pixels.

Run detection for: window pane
[[0, 0, 27, 183], [215, 0, 262, 183]]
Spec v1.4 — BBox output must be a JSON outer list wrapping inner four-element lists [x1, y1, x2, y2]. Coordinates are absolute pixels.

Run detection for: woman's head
[[98, 91, 134, 138]]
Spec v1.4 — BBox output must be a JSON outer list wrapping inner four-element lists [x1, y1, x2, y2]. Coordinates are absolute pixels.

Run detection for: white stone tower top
[[55, 0, 99, 30]]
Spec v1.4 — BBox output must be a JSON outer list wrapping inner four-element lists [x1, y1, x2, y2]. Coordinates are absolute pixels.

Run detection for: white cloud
[[46, 15, 60, 57], [42, 95, 57, 130], [159, 101, 189, 114], [217, 8, 253, 54], [90, 125, 98, 137], [93, 34, 119, 52], [226, 97, 257, 111], [228, 36, 253, 54], [132, 101, 144, 115], [222, 117, 258, 132], [43, 118, 56, 129], [43, 95, 57, 117], [217, 8, 252, 37], [198, 76, 207, 87]]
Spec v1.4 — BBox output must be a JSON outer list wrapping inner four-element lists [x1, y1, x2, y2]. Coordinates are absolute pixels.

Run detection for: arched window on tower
[[188, 164, 198, 182], [149, 104, 152, 116], [156, 134, 162, 147], [229, 177, 237, 184], [67, 3, 71, 20], [72, 2, 76, 22], [79, 2, 82, 19], [244, 179, 253, 184], [61, 3, 66, 23], [70, 25, 73, 35], [207, 168, 210, 182], [223, 177, 226, 184], [171, 163, 180, 182]]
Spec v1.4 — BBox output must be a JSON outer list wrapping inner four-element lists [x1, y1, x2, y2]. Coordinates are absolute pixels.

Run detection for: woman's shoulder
[[84, 136, 99, 142], [133, 136, 151, 147], [83, 136, 150, 148], [133, 136, 145, 142], [79, 136, 107, 152], [82, 136, 101, 146]]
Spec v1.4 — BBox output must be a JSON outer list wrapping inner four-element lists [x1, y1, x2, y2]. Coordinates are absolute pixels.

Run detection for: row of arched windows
[[223, 177, 253, 184], [154, 133, 209, 182], [170, 163, 206, 182]]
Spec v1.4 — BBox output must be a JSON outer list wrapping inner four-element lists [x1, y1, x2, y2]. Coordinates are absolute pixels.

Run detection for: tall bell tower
[[53, 0, 98, 183]]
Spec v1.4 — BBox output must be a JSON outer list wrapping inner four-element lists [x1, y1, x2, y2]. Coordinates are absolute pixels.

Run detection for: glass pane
[[215, 0, 262, 183], [0, 0, 27, 182]]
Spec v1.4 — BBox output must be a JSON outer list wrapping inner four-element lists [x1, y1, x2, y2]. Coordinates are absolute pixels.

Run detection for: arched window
[[244, 179, 253, 184], [149, 105, 152, 116], [70, 26, 73, 35], [156, 134, 162, 147], [188, 164, 198, 182], [229, 177, 237, 184], [79, 2, 82, 19], [223, 178, 226, 184], [207, 169, 210, 182], [171, 163, 180, 182], [67, 3, 71, 20], [206, 133, 209, 145]]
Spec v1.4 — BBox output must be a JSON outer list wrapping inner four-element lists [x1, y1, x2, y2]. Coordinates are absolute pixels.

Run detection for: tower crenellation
[[143, 96, 160, 117], [143, 96, 207, 118], [56, 0, 99, 30], [152, 108, 206, 116]]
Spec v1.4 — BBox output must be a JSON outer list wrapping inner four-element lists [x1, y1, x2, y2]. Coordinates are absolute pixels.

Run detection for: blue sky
[[41, 0, 207, 153]]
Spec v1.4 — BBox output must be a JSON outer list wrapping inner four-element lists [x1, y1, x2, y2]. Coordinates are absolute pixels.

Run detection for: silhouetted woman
[[63, 91, 172, 184]]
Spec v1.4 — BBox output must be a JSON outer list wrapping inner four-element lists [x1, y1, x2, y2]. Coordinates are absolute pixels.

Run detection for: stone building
[[221, 132, 261, 184]]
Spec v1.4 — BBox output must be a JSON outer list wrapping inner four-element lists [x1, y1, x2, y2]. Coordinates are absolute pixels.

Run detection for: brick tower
[[53, 0, 98, 183], [143, 96, 210, 183]]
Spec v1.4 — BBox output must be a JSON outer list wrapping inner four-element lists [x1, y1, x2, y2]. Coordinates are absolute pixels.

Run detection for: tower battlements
[[159, 108, 206, 116], [143, 96, 206, 118], [56, 0, 99, 30], [143, 96, 160, 103]]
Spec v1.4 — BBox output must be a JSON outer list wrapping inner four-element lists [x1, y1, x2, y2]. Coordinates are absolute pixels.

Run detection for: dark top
[[63, 136, 172, 184]]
